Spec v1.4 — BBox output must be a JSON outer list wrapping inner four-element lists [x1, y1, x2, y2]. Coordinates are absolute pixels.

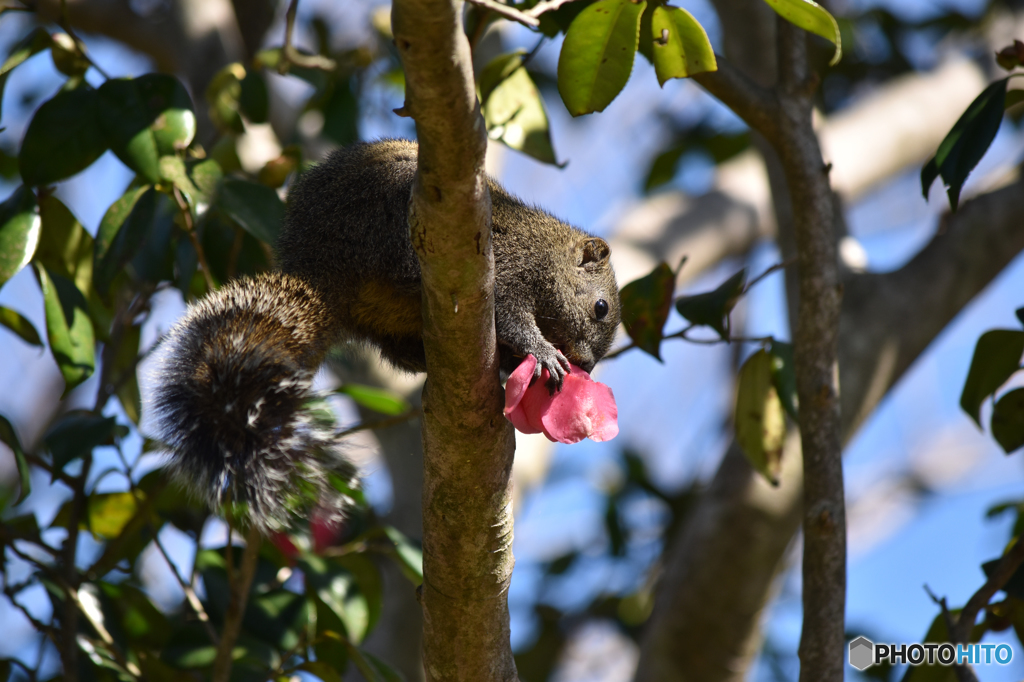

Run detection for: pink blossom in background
[[504, 354, 619, 444]]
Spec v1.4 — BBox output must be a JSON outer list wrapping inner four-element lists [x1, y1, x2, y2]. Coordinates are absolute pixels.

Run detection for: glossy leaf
[[216, 177, 284, 244], [960, 329, 1024, 427], [191, 158, 224, 202], [49, 32, 89, 78], [206, 63, 247, 133], [557, 0, 646, 116], [243, 588, 307, 649], [35, 264, 95, 396], [37, 194, 93, 293], [0, 306, 41, 347], [97, 74, 196, 182], [481, 52, 560, 165], [648, 6, 717, 85], [93, 185, 153, 296], [335, 384, 410, 416], [44, 411, 117, 472], [113, 323, 142, 424], [762, 0, 841, 66], [735, 349, 785, 485], [992, 388, 1024, 454], [19, 88, 107, 186], [0, 28, 53, 121], [921, 78, 1008, 211], [97, 581, 171, 648], [0, 414, 31, 504], [87, 491, 140, 539], [619, 261, 676, 360], [304, 556, 370, 644], [769, 339, 798, 421], [0, 185, 40, 287], [384, 526, 423, 585], [675, 268, 746, 339]]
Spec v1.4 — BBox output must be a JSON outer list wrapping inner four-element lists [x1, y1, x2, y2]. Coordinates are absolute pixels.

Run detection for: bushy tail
[[150, 272, 357, 531]]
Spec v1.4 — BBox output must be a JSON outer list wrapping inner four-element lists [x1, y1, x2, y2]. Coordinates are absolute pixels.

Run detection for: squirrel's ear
[[579, 238, 610, 269]]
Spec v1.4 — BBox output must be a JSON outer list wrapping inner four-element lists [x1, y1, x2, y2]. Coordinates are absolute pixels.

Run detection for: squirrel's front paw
[[533, 347, 572, 393]]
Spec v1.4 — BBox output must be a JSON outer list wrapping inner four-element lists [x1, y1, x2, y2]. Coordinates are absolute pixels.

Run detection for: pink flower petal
[[504, 354, 539, 434]]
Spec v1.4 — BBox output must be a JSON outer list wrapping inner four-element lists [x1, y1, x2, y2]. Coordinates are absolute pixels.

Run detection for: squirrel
[[151, 139, 621, 529]]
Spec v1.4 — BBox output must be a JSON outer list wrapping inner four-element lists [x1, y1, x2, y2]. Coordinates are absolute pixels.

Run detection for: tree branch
[[693, 56, 779, 139], [211, 527, 261, 682], [390, 0, 517, 680]]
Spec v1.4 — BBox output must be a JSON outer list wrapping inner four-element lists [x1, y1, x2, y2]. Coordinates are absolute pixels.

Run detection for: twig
[[952, 539, 1024, 644], [278, 0, 337, 74], [71, 587, 141, 678], [57, 0, 109, 79], [524, 0, 577, 18], [464, 0, 540, 28], [924, 584, 979, 682], [744, 258, 796, 294], [172, 187, 216, 292], [152, 532, 219, 645], [211, 526, 263, 682]]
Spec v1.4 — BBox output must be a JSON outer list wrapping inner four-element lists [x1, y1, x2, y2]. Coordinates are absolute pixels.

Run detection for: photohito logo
[[848, 636, 1013, 671]]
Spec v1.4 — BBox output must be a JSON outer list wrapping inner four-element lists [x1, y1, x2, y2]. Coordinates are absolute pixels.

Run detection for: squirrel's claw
[[533, 348, 569, 394]]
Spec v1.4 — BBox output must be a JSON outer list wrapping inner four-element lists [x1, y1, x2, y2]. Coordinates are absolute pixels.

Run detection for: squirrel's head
[[543, 236, 620, 373]]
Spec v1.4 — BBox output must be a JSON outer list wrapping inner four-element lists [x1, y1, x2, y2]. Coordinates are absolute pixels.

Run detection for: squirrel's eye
[[594, 299, 609, 320]]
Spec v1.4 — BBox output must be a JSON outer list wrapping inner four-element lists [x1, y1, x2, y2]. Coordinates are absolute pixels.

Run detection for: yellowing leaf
[[88, 491, 141, 539], [735, 349, 786, 485], [649, 6, 717, 85]]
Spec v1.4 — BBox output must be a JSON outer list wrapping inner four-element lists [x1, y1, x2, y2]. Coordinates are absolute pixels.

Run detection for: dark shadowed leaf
[[991, 388, 1024, 454], [0, 414, 31, 503], [921, 78, 1008, 211], [335, 384, 410, 416], [93, 185, 153, 296], [0, 185, 40, 287], [1016, 306, 1024, 327], [983, 558, 1024, 601], [19, 88, 107, 186], [0, 28, 53, 120], [675, 268, 746, 339], [0, 306, 41, 347], [112, 322, 142, 423], [481, 52, 560, 165], [239, 69, 269, 123], [97, 581, 171, 648], [44, 411, 117, 472], [735, 349, 785, 485], [557, 0, 646, 116], [762, 0, 842, 65], [960, 329, 1024, 427], [303, 555, 370, 644], [206, 63, 247, 133], [299, 661, 343, 682], [769, 339, 798, 421], [311, 591, 350, 672], [97, 74, 196, 182], [648, 5, 717, 85], [349, 644, 404, 682], [322, 77, 359, 145], [619, 261, 676, 360], [216, 177, 284, 244], [34, 264, 94, 396], [243, 588, 307, 649]]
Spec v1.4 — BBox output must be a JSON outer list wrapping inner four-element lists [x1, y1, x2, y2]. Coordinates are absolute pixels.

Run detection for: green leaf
[[93, 185, 153, 296], [240, 69, 269, 123], [35, 263, 95, 396], [303, 556, 370, 644], [960, 329, 1024, 427], [361, 651, 404, 682], [97, 74, 196, 182], [0, 306, 42, 346], [384, 526, 423, 585], [648, 6, 717, 85], [216, 177, 285, 244], [481, 52, 560, 166], [0, 414, 31, 504], [674, 268, 746, 339], [619, 261, 676, 360], [299, 661, 343, 682], [87, 491, 141, 539], [97, 581, 171, 648], [557, 0, 646, 116], [44, 411, 117, 472], [191, 159, 224, 202], [762, 0, 842, 66], [322, 77, 359, 146], [206, 63, 247, 134], [37, 194, 94, 293], [310, 592, 350, 672], [158, 155, 201, 201], [335, 384, 410, 416], [735, 349, 785, 486], [243, 588, 307, 649], [769, 340, 798, 421], [0, 28, 53, 121], [335, 553, 384, 636], [921, 78, 1008, 211], [991, 388, 1024, 454], [19, 88, 107, 186], [0, 185, 40, 288], [348, 644, 403, 682]]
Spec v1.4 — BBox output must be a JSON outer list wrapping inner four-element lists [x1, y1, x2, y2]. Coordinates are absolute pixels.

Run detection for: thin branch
[[692, 57, 779, 140], [172, 187, 217, 292], [952, 539, 1024, 645], [464, 0, 539, 28], [744, 258, 796, 293], [925, 585, 978, 682], [278, 0, 337, 73], [152, 532, 219, 645], [70, 587, 141, 678], [211, 526, 262, 682], [57, 0, 109, 79], [524, 0, 576, 18]]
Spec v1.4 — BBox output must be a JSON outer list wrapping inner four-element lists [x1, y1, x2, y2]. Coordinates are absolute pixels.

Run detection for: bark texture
[[390, 1, 518, 681]]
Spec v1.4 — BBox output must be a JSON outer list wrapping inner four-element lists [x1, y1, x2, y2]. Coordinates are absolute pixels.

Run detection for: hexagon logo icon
[[849, 636, 874, 671]]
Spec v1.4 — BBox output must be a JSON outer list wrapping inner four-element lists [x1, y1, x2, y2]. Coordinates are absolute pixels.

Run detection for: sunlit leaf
[[481, 52, 560, 165], [0, 185, 40, 287], [87, 491, 141, 539], [206, 63, 247, 134], [960, 329, 1024, 427], [335, 384, 410, 416], [93, 185, 153, 296], [0, 414, 31, 504], [557, 0, 646, 116], [0, 306, 41, 347], [619, 261, 676, 360], [648, 6, 717, 85], [992, 388, 1024, 455], [675, 268, 746, 339], [37, 194, 93, 293], [735, 349, 785, 485], [35, 264, 95, 396], [384, 526, 423, 585], [921, 78, 1008, 211], [19, 88, 107, 186], [762, 0, 841, 66]]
